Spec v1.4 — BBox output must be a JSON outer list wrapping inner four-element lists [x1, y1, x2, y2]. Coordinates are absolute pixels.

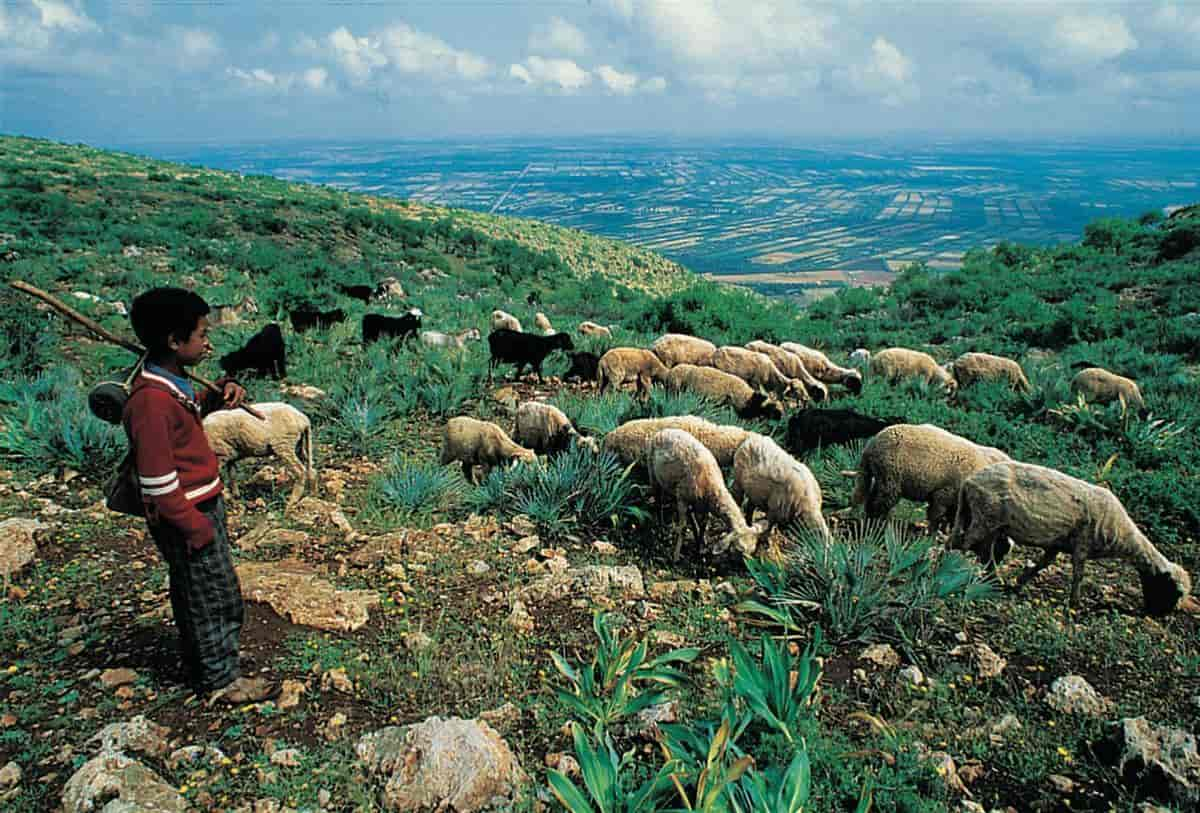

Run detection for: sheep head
[[745, 392, 783, 421], [720, 526, 761, 557], [1139, 562, 1192, 617], [843, 372, 864, 394], [552, 332, 575, 351]]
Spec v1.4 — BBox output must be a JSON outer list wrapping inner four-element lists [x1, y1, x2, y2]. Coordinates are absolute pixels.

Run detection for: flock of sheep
[[199, 299, 1189, 617]]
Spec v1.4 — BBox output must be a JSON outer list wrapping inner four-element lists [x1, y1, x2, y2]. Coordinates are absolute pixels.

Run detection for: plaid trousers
[[149, 495, 244, 693]]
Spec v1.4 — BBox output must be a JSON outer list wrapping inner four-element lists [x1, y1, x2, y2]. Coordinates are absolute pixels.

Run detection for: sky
[[3, 0, 1200, 146]]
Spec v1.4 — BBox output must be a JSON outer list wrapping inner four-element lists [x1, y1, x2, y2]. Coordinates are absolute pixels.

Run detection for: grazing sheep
[[950, 461, 1192, 615], [289, 306, 346, 333], [603, 416, 749, 469], [362, 308, 423, 345], [651, 333, 717, 368], [647, 429, 761, 560], [853, 424, 1010, 532], [439, 416, 537, 484], [732, 433, 830, 541], [203, 402, 316, 506], [1070, 367, 1146, 412], [513, 401, 598, 455], [947, 352, 1031, 392], [849, 348, 871, 369], [563, 351, 601, 384], [663, 364, 783, 421], [868, 348, 957, 394], [219, 323, 286, 380], [745, 340, 829, 401], [535, 312, 555, 334], [579, 321, 612, 338], [373, 277, 405, 301], [209, 295, 259, 327], [491, 310, 522, 333], [779, 342, 864, 395], [419, 328, 482, 350], [488, 329, 574, 381], [785, 408, 904, 454], [709, 346, 807, 401], [597, 348, 670, 397]]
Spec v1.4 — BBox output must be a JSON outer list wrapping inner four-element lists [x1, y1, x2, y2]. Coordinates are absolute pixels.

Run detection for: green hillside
[[1, 134, 1198, 812]]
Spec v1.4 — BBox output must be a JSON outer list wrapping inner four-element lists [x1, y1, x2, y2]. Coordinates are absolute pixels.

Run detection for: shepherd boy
[[124, 287, 274, 704]]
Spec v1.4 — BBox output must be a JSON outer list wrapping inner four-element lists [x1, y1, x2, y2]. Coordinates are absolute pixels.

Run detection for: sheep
[[868, 348, 957, 395], [651, 333, 717, 368], [419, 328, 482, 350], [663, 364, 783, 421], [779, 342, 864, 395], [732, 433, 830, 542], [744, 340, 828, 401], [579, 321, 612, 338], [709, 346, 807, 401], [597, 348, 670, 397], [1070, 367, 1146, 413], [209, 295, 259, 327], [647, 428, 762, 560], [563, 351, 601, 384], [289, 306, 346, 333], [853, 424, 1010, 533], [219, 323, 286, 379], [488, 329, 574, 381], [947, 352, 1031, 392], [439, 416, 537, 484], [534, 312, 555, 334], [363, 308, 423, 345], [203, 402, 316, 506], [491, 309, 522, 333], [603, 416, 749, 469], [849, 348, 871, 369], [513, 401, 598, 455], [785, 407, 904, 454], [950, 461, 1192, 615], [373, 277, 405, 301]]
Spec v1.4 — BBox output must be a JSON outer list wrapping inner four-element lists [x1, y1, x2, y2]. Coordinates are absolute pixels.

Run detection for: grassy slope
[[1, 133, 1199, 812]]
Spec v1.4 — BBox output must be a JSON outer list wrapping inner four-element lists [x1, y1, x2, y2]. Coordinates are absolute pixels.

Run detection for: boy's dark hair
[[130, 287, 210, 357]]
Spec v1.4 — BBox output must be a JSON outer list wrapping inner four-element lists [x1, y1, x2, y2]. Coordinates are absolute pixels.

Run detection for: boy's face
[[168, 316, 213, 366]]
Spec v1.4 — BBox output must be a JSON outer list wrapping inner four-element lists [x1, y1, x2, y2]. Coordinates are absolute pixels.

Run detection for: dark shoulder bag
[[104, 451, 145, 518]]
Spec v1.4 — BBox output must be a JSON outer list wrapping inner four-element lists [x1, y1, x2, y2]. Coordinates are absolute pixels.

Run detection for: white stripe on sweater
[[142, 481, 180, 497], [139, 471, 178, 487], [185, 478, 221, 501]]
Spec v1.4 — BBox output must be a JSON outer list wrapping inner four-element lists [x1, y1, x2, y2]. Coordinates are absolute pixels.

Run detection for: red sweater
[[122, 369, 227, 548]]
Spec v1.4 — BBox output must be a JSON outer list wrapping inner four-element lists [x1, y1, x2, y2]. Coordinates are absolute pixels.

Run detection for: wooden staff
[[8, 280, 265, 420]]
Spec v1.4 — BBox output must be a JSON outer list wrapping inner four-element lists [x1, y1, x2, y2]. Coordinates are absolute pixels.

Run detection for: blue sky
[[3, 1, 1200, 146]]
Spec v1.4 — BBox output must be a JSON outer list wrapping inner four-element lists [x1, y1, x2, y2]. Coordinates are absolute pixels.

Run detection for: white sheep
[[651, 333, 717, 368], [1070, 367, 1146, 412], [853, 423, 1010, 533], [579, 321, 612, 338], [732, 433, 830, 542], [647, 428, 762, 560], [208, 295, 259, 327], [535, 312, 555, 335], [868, 348, 957, 395], [947, 352, 1031, 392], [779, 342, 863, 395], [203, 402, 316, 506], [374, 276, 405, 300], [513, 401, 598, 455], [709, 346, 806, 400], [663, 364, 783, 421], [439, 416, 536, 484], [950, 461, 1192, 615], [849, 348, 871, 369], [491, 310, 522, 333], [603, 416, 749, 469], [597, 348, 670, 397], [419, 328, 482, 350], [744, 340, 828, 401]]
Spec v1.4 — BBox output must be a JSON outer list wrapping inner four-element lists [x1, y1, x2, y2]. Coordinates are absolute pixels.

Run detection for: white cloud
[[641, 75, 667, 93], [0, 0, 105, 74], [1048, 13, 1136, 65], [530, 16, 588, 56], [320, 23, 490, 86], [32, 0, 97, 33], [508, 55, 591, 92], [597, 64, 638, 94], [180, 28, 220, 63], [226, 64, 333, 95], [836, 37, 919, 107], [227, 66, 280, 88], [302, 66, 330, 92]]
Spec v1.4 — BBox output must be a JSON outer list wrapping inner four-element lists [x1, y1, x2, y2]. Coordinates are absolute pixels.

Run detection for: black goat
[[363, 308, 423, 345], [785, 408, 904, 454], [563, 351, 600, 383], [488, 328, 573, 381], [338, 283, 374, 302], [219, 323, 286, 379], [289, 306, 346, 333]]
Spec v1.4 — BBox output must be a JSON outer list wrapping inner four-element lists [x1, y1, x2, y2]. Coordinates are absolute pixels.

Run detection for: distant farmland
[[139, 138, 1200, 300]]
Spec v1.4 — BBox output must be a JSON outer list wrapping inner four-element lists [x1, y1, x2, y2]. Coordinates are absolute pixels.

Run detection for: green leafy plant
[[548, 723, 680, 813], [370, 455, 464, 521], [725, 632, 822, 744]]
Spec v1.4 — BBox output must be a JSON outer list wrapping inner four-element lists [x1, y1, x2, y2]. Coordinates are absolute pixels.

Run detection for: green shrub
[[370, 455, 464, 522]]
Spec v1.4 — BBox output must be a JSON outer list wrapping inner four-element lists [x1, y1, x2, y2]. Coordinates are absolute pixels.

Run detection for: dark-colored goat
[[362, 309, 423, 345], [488, 328, 573, 381], [219, 323, 286, 379], [785, 408, 904, 454], [338, 283, 374, 302], [563, 351, 600, 383], [289, 306, 346, 333]]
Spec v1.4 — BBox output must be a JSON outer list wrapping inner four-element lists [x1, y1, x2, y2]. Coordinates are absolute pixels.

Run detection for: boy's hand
[[221, 381, 247, 409]]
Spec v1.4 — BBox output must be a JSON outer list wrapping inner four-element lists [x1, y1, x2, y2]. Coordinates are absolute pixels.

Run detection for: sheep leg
[[223, 461, 239, 499], [926, 490, 953, 535], [673, 498, 690, 561], [461, 461, 475, 484], [1068, 544, 1087, 609], [1014, 548, 1059, 591], [274, 440, 308, 506]]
